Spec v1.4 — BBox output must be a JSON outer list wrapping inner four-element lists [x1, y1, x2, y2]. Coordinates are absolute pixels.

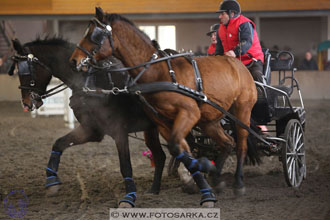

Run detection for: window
[[139, 25, 176, 50]]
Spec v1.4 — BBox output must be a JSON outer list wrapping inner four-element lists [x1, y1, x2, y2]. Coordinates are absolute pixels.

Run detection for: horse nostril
[[70, 59, 78, 71], [70, 59, 76, 67]]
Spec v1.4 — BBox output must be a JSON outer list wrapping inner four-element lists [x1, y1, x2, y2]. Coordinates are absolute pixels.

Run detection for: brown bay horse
[[70, 8, 257, 207]]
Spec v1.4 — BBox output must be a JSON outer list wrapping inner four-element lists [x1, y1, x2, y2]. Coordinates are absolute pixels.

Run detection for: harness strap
[[109, 52, 193, 72], [191, 59, 203, 92], [18, 85, 45, 94], [158, 50, 177, 83], [76, 44, 97, 64], [41, 85, 68, 99], [127, 81, 271, 147]]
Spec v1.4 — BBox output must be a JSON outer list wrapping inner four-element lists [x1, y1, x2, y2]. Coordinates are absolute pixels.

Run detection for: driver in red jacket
[[215, 0, 264, 83]]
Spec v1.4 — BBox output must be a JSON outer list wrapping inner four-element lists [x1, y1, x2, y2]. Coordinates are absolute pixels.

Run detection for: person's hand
[[224, 50, 236, 57]]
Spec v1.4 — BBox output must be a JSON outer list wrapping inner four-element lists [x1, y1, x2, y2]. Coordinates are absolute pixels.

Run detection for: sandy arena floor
[[0, 100, 329, 220]]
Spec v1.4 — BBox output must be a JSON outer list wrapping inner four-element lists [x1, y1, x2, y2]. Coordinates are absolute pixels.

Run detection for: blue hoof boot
[[200, 191, 217, 205], [119, 192, 136, 207], [45, 176, 62, 188]]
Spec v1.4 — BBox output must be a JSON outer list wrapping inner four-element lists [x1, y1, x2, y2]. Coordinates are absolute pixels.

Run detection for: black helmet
[[206, 24, 220, 36], [217, 0, 241, 14]]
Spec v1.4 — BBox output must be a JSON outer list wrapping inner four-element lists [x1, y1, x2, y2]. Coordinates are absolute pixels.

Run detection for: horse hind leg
[[199, 120, 235, 193], [231, 98, 255, 196], [46, 125, 104, 196]]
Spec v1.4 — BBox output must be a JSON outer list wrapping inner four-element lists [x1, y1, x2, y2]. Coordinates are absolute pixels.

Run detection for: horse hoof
[[214, 181, 226, 193], [167, 156, 180, 177], [233, 186, 246, 197], [145, 189, 159, 195], [46, 184, 61, 197], [182, 180, 199, 194], [119, 202, 134, 208], [201, 201, 215, 208]]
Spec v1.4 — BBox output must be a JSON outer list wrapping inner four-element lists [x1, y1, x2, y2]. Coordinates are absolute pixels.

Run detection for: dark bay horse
[[70, 8, 258, 207], [9, 37, 166, 207]]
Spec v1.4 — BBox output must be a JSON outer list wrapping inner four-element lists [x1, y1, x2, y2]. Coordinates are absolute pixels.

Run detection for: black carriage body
[[252, 50, 305, 135], [188, 50, 306, 187]]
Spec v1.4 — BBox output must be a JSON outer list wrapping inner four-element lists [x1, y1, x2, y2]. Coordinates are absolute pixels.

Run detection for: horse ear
[[12, 38, 25, 54], [95, 7, 105, 22]]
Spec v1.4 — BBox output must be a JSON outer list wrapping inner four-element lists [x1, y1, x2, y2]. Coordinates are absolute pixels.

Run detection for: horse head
[[70, 7, 116, 72], [70, 7, 156, 76], [10, 39, 52, 111]]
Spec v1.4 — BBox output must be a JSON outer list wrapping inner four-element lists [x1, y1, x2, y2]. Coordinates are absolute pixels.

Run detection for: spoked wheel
[[282, 119, 306, 188]]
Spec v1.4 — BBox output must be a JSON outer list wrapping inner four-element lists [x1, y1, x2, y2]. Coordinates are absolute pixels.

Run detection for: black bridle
[[12, 53, 68, 101], [76, 17, 115, 70]]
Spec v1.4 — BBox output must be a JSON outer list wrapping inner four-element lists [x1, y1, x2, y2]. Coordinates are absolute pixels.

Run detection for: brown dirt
[[0, 100, 330, 220]]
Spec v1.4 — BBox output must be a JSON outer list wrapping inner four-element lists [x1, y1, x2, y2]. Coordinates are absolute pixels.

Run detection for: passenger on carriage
[[206, 23, 220, 56], [215, 0, 264, 83]]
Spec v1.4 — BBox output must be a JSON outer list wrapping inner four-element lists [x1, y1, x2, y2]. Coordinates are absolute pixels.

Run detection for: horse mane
[[24, 36, 71, 48], [105, 13, 152, 43], [106, 13, 135, 28]]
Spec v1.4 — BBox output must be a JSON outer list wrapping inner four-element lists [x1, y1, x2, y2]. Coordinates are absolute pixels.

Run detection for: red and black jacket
[[216, 15, 264, 65]]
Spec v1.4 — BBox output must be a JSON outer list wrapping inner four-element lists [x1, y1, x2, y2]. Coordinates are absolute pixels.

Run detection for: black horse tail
[[245, 118, 262, 165]]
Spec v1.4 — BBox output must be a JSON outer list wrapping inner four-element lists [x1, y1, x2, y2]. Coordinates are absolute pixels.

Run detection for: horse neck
[[30, 44, 85, 91], [113, 21, 158, 81]]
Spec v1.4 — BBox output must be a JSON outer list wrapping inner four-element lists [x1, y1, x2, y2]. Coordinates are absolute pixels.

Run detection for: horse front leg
[[46, 125, 104, 196], [143, 128, 166, 194], [114, 134, 137, 208], [160, 108, 217, 207]]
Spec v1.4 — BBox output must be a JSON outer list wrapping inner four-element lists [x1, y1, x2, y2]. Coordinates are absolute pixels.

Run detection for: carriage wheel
[[282, 119, 306, 188]]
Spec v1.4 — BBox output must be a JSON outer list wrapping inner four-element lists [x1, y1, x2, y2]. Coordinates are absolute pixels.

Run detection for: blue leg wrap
[[200, 189, 217, 205], [45, 151, 62, 188], [119, 177, 137, 207]]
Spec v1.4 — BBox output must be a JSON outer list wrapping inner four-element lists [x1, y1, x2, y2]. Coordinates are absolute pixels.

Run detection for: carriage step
[[257, 136, 285, 155]]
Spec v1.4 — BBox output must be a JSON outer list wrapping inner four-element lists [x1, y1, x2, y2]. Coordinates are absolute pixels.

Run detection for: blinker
[[17, 61, 30, 76], [90, 26, 106, 45]]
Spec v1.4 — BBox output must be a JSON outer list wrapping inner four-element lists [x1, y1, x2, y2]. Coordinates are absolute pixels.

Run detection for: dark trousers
[[247, 60, 264, 83]]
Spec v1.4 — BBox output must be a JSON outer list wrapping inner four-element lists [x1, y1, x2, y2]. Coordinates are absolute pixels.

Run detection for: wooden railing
[[0, 0, 329, 15]]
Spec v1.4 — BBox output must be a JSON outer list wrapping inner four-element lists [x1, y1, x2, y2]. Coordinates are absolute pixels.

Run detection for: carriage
[[185, 50, 306, 188]]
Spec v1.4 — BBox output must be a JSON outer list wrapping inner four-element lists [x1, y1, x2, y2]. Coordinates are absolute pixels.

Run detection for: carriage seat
[[270, 51, 294, 71], [270, 51, 295, 96]]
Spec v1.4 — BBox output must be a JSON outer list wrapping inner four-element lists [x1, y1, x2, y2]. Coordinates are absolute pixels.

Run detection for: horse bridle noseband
[[76, 17, 115, 69], [12, 53, 68, 101]]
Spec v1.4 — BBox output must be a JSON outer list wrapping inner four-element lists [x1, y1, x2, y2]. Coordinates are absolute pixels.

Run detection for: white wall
[[0, 74, 21, 101], [270, 70, 330, 100], [11, 20, 47, 44]]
